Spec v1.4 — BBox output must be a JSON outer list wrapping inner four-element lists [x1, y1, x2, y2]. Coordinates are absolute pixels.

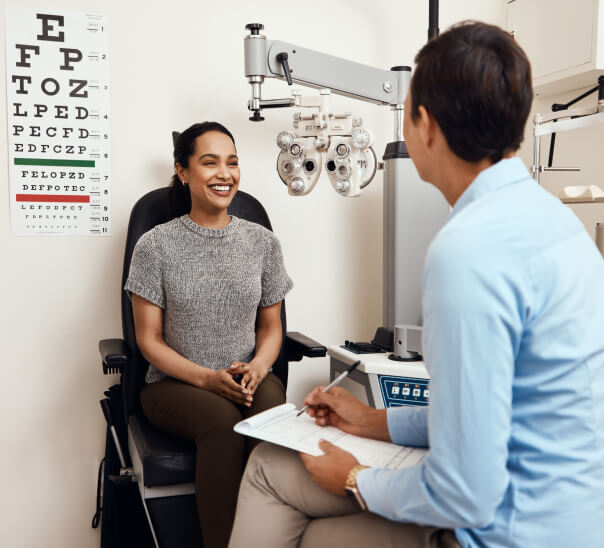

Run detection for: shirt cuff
[[124, 280, 165, 309], [387, 406, 429, 447], [356, 466, 405, 518], [259, 277, 294, 307]]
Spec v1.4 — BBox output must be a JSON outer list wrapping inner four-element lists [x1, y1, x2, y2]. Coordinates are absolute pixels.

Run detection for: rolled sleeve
[[387, 406, 429, 447], [124, 230, 166, 309], [259, 233, 293, 307]]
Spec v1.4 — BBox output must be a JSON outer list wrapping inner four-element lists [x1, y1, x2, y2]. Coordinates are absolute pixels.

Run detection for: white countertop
[[328, 345, 430, 379]]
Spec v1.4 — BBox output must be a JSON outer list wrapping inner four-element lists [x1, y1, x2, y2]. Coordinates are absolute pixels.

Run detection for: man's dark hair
[[410, 21, 533, 164], [169, 122, 236, 215]]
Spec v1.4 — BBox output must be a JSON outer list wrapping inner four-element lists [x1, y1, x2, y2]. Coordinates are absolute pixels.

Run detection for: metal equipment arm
[[244, 23, 409, 123]]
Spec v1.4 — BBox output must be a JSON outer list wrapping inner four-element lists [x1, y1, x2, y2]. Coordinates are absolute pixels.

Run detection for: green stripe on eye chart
[[14, 158, 95, 168]]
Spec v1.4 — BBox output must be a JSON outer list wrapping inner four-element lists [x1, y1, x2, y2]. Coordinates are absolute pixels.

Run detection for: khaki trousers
[[228, 442, 460, 548], [140, 373, 285, 548]]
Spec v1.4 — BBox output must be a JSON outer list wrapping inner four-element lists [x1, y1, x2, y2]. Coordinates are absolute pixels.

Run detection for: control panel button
[[378, 375, 430, 408]]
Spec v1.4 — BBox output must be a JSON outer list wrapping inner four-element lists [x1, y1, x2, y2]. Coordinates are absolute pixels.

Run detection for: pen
[[296, 360, 361, 417]]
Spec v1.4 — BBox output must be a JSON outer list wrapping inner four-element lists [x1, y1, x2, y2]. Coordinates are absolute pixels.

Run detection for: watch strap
[[345, 464, 369, 511]]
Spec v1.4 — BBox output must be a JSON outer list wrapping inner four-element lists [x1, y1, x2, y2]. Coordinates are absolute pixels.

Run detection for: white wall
[[0, 1, 503, 546]]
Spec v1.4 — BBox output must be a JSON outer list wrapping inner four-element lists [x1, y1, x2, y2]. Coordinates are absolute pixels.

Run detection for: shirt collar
[[450, 157, 531, 219]]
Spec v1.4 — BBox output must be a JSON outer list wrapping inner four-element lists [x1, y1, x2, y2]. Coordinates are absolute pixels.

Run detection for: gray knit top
[[124, 215, 293, 383]]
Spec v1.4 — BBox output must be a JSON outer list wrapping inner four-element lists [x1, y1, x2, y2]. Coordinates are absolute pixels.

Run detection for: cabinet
[[506, 0, 603, 96]]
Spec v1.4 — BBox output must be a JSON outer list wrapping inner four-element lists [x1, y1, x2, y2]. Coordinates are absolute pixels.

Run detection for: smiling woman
[[124, 122, 293, 548], [172, 123, 241, 224]]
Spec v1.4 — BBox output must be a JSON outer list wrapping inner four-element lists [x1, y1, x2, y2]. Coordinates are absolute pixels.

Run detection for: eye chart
[[5, 7, 111, 236]]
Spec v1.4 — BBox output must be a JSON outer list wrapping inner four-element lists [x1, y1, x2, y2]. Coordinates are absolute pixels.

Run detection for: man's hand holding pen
[[300, 371, 392, 442], [297, 365, 366, 496], [296, 360, 361, 417], [303, 386, 374, 437], [298, 383, 392, 496]]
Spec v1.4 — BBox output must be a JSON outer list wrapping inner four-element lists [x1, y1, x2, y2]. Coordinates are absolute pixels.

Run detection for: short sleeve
[[259, 233, 293, 307], [124, 230, 166, 309]]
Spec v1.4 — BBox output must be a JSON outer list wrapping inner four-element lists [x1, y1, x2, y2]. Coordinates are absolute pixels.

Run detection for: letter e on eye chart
[[4, 6, 111, 236]]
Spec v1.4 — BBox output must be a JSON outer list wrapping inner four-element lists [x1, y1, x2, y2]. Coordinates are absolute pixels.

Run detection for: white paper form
[[234, 403, 427, 470]]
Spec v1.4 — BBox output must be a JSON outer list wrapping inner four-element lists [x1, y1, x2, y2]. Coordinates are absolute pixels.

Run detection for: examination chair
[[99, 183, 326, 548]]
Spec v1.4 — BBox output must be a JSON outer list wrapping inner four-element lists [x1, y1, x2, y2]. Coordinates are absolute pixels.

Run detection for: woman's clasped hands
[[203, 361, 270, 407], [232, 360, 270, 394]]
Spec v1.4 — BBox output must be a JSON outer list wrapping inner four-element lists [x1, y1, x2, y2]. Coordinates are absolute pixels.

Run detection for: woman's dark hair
[[410, 21, 533, 164], [169, 122, 236, 215]]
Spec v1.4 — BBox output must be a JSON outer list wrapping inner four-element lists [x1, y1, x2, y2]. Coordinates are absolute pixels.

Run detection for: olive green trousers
[[141, 373, 285, 548]]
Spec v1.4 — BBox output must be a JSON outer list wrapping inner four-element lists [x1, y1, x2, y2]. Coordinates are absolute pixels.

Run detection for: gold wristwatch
[[345, 464, 369, 511]]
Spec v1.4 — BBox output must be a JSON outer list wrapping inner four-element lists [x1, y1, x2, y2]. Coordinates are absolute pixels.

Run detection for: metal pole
[[393, 105, 404, 142], [533, 115, 541, 183], [428, 0, 439, 40]]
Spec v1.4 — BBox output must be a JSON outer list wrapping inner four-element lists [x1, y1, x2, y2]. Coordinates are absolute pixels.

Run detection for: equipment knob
[[336, 143, 349, 157], [335, 180, 350, 193], [276, 131, 294, 150], [290, 178, 305, 193], [277, 52, 293, 85], [245, 23, 264, 35], [282, 157, 301, 175], [336, 161, 351, 180], [352, 128, 371, 149], [249, 111, 265, 122]]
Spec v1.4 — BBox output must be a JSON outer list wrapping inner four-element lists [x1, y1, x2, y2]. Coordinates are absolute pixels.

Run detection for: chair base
[[129, 428, 202, 547], [146, 495, 203, 548]]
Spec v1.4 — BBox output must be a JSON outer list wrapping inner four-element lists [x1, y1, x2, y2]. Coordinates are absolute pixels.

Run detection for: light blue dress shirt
[[357, 158, 604, 547]]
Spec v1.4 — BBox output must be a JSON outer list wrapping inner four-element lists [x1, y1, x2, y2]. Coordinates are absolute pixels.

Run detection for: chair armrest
[[285, 331, 327, 362], [99, 338, 129, 374]]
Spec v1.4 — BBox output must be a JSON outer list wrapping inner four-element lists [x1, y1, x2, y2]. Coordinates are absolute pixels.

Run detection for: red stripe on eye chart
[[16, 194, 91, 203]]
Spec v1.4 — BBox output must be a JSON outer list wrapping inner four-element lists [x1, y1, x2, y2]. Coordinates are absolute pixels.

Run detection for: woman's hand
[[231, 361, 270, 395], [204, 366, 253, 407]]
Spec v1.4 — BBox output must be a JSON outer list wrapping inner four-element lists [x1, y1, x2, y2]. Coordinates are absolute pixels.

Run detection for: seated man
[[228, 21, 604, 548]]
